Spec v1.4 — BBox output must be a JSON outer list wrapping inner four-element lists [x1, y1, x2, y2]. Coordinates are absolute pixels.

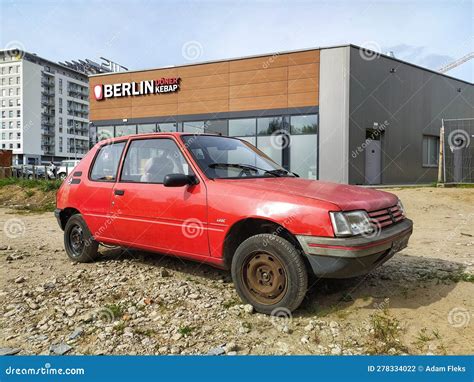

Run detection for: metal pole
[[438, 120, 444, 184]]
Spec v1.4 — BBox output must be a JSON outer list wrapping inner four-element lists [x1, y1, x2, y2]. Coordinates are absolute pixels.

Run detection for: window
[[115, 125, 137, 137], [90, 142, 126, 181], [257, 116, 283, 136], [422, 135, 439, 167], [290, 114, 318, 134], [204, 120, 227, 135], [156, 122, 177, 132], [121, 138, 190, 183], [183, 121, 205, 134], [182, 135, 292, 179], [229, 119, 256, 137], [137, 124, 156, 134], [97, 126, 114, 141], [17, 110, 20, 118]]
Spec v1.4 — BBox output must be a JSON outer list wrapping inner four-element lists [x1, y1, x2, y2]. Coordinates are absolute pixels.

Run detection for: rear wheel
[[64, 214, 99, 262], [231, 234, 308, 314]]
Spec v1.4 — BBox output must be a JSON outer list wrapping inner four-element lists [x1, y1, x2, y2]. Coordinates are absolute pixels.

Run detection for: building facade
[[0, 50, 90, 165], [88, 45, 473, 185]]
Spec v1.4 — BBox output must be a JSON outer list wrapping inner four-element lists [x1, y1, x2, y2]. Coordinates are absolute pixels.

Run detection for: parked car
[[57, 160, 80, 180], [55, 133, 413, 314], [12, 164, 47, 179]]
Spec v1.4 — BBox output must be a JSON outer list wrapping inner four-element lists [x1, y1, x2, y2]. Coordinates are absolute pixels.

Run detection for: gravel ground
[[0, 187, 472, 355]]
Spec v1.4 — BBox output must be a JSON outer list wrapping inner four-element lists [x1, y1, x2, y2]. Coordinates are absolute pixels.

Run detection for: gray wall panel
[[348, 46, 474, 185]]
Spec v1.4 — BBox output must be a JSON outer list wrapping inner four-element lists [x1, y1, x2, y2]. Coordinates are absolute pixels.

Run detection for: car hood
[[217, 177, 398, 211]]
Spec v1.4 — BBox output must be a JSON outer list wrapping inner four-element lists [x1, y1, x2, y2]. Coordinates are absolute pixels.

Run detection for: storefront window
[[229, 119, 256, 136], [137, 124, 156, 133], [256, 136, 282, 165], [205, 120, 227, 135], [183, 121, 205, 134], [290, 114, 318, 134], [157, 122, 178, 132], [290, 135, 317, 179], [115, 125, 137, 137], [97, 125, 114, 141], [257, 116, 283, 136]]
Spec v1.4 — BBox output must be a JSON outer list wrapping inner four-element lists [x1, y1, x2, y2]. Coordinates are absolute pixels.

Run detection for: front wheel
[[231, 234, 308, 315], [64, 214, 99, 263]]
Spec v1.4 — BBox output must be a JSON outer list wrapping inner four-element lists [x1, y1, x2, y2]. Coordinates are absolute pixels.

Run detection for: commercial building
[[0, 50, 113, 165], [88, 45, 473, 185]]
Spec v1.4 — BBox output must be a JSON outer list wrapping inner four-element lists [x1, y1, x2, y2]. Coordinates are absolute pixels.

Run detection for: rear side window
[[90, 142, 126, 181], [121, 138, 190, 183]]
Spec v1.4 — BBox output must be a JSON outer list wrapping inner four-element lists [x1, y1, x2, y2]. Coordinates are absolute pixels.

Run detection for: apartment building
[[0, 50, 90, 165]]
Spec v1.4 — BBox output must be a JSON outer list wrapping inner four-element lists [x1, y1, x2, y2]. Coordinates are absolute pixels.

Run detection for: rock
[[304, 322, 315, 332], [68, 327, 83, 340], [50, 343, 72, 355], [171, 333, 183, 341], [0, 245, 9, 251], [224, 341, 237, 352], [301, 335, 310, 344], [188, 293, 200, 300], [280, 325, 291, 334], [238, 326, 250, 334], [227, 351, 238, 356], [14, 276, 26, 284], [330, 345, 342, 355], [0, 347, 21, 356], [66, 307, 77, 317], [243, 304, 254, 314], [160, 268, 171, 277], [207, 345, 225, 355]]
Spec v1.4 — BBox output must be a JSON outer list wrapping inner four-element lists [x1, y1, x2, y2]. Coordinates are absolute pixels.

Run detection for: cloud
[[385, 44, 454, 71]]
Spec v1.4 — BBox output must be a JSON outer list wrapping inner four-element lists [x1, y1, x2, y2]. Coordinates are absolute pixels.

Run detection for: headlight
[[397, 199, 405, 216], [329, 210, 373, 237]]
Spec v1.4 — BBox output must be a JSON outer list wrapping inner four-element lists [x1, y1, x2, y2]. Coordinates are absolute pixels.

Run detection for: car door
[[81, 140, 127, 241], [110, 136, 209, 259]]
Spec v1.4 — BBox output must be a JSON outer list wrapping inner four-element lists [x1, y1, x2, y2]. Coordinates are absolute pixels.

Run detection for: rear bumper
[[54, 208, 62, 229], [296, 218, 413, 278]]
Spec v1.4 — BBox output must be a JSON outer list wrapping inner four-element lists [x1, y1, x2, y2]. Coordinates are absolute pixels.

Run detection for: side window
[[90, 142, 126, 181], [121, 138, 190, 183]]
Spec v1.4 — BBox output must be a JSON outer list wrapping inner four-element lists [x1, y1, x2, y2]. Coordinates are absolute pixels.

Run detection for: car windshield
[[181, 135, 294, 179]]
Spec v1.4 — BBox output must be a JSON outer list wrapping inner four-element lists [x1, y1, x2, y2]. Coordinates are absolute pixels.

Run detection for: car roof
[[98, 132, 227, 144]]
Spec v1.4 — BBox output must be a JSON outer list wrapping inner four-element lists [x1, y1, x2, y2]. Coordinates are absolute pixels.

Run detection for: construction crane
[[438, 52, 474, 73]]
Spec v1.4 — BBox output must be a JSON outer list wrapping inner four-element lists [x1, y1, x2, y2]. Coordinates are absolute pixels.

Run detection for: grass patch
[[178, 325, 193, 336], [366, 307, 408, 354], [0, 177, 62, 191], [113, 321, 126, 335], [134, 328, 155, 337], [222, 298, 239, 309], [105, 303, 124, 320]]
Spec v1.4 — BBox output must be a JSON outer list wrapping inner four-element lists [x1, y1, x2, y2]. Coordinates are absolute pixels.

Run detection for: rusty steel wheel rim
[[242, 252, 287, 305]]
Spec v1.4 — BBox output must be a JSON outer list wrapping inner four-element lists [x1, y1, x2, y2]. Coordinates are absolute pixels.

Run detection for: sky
[[1, 0, 472, 82]]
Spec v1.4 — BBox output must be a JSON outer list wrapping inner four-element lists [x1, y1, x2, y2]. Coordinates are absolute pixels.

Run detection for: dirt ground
[[0, 187, 473, 355]]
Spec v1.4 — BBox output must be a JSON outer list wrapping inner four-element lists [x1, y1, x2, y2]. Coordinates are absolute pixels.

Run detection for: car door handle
[[114, 189, 125, 196]]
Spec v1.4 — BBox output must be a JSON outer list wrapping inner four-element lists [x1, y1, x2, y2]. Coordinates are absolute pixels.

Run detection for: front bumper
[[296, 218, 413, 278]]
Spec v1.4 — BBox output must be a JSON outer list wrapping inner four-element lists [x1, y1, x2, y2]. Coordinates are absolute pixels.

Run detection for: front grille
[[368, 204, 404, 229]]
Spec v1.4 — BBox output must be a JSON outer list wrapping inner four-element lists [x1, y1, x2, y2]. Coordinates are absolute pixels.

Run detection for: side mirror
[[163, 173, 198, 187]]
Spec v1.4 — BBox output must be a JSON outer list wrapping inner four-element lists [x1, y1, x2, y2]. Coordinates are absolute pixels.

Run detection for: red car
[[55, 133, 413, 314]]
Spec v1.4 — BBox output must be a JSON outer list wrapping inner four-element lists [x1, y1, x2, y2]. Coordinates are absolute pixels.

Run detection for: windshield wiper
[[209, 163, 291, 177]]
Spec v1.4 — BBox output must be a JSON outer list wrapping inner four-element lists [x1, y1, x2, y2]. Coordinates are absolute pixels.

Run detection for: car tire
[[231, 233, 308, 315], [64, 214, 99, 263]]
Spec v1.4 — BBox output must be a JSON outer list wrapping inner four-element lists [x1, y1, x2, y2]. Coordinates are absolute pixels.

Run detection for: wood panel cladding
[[89, 49, 320, 121]]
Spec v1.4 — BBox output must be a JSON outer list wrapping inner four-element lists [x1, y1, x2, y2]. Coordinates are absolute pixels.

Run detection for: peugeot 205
[[55, 133, 413, 314]]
